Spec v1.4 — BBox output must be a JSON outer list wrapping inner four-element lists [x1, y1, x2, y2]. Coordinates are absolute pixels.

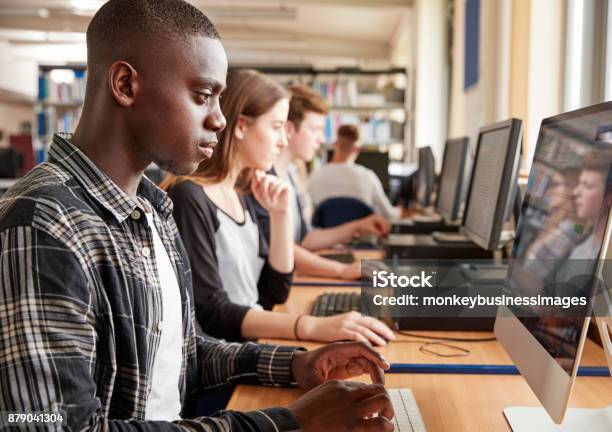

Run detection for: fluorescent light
[[70, 0, 105, 12]]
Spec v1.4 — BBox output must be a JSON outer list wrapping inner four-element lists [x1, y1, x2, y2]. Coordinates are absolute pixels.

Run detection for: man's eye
[[195, 92, 212, 103]]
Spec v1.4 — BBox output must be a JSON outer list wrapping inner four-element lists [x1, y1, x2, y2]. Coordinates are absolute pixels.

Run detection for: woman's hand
[[298, 312, 396, 347], [251, 170, 291, 215], [338, 261, 362, 280]]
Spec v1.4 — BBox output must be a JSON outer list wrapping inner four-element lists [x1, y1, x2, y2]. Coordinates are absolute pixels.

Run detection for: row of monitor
[[415, 118, 522, 251], [413, 102, 612, 428]]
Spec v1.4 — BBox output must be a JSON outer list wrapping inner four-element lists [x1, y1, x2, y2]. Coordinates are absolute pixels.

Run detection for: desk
[[227, 284, 612, 431]]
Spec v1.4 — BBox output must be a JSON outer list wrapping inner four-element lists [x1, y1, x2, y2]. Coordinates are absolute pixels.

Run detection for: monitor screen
[[416, 146, 435, 207], [507, 103, 612, 375], [436, 137, 469, 221], [462, 119, 522, 250]]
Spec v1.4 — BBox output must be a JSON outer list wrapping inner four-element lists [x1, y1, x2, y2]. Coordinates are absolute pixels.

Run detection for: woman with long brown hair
[[162, 69, 394, 345]]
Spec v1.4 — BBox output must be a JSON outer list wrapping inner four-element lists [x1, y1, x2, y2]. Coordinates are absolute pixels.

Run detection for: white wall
[[412, 0, 448, 170], [448, 0, 511, 156], [525, 0, 564, 171], [0, 101, 33, 148], [0, 41, 87, 98]]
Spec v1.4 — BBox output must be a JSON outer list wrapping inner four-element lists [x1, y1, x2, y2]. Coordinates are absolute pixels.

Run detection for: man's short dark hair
[[335, 124, 360, 153], [87, 0, 219, 67], [337, 124, 359, 142]]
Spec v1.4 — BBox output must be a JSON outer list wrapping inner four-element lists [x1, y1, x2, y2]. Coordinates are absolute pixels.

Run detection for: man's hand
[[291, 341, 391, 390], [288, 381, 394, 432], [353, 214, 391, 237], [251, 170, 290, 215]]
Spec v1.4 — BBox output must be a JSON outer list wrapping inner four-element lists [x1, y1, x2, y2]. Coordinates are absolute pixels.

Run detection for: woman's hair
[[160, 68, 288, 190]]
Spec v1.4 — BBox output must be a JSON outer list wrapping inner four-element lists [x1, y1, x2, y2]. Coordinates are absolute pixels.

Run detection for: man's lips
[[198, 141, 217, 158]]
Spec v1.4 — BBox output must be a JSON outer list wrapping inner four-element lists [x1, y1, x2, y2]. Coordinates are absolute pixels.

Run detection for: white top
[[215, 207, 265, 309], [308, 162, 401, 219], [143, 211, 183, 421]]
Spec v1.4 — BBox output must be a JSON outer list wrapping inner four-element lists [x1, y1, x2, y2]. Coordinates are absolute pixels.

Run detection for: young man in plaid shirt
[[0, 0, 394, 431]]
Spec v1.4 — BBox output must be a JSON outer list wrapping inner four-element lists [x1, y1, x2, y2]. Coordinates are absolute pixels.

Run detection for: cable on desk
[[395, 329, 497, 342], [387, 336, 472, 358]]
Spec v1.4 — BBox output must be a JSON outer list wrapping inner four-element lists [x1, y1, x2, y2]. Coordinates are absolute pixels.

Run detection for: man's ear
[[108, 61, 139, 107], [285, 120, 297, 140]]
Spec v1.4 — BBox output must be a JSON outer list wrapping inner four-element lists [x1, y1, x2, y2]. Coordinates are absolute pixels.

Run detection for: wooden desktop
[[226, 250, 612, 431]]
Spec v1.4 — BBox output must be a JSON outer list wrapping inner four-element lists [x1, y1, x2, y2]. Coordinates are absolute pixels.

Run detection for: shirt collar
[[49, 133, 174, 223]]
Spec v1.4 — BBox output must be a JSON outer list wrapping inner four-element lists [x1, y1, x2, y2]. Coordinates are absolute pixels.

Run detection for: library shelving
[[35, 64, 87, 163], [238, 66, 411, 162]]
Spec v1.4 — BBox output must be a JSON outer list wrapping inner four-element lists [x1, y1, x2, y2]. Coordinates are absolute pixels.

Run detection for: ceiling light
[[70, 0, 105, 12]]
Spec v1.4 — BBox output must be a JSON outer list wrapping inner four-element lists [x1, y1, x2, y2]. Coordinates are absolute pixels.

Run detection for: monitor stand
[[412, 213, 443, 224], [504, 317, 612, 431], [432, 231, 472, 243]]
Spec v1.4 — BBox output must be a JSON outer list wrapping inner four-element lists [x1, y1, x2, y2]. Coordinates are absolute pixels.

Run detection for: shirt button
[[157, 321, 163, 332], [131, 209, 141, 220], [141, 247, 150, 257]]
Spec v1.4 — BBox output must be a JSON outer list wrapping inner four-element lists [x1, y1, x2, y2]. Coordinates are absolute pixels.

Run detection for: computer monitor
[[416, 146, 435, 207], [461, 119, 523, 250], [495, 101, 612, 429], [355, 150, 390, 191], [435, 137, 470, 222], [326, 148, 390, 191]]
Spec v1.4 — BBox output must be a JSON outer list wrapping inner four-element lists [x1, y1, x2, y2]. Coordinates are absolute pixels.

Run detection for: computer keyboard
[[460, 263, 508, 284], [388, 388, 427, 431], [348, 234, 380, 249], [319, 252, 356, 264], [311, 292, 361, 316]]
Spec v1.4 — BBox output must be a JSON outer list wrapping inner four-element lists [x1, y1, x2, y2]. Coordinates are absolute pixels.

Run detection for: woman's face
[[573, 170, 606, 221], [238, 98, 289, 171], [547, 173, 573, 210]]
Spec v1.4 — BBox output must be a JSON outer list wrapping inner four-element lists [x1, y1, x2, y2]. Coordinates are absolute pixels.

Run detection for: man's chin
[[155, 159, 200, 176]]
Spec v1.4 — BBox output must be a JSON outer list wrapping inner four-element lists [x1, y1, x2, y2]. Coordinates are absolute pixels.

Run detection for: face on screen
[[508, 111, 612, 374]]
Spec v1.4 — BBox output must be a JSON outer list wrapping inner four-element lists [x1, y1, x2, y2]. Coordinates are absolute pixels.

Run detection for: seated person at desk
[[0, 2, 395, 430], [308, 124, 401, 220], [249, 84, 391, 280], [164, 69, 394, 346]]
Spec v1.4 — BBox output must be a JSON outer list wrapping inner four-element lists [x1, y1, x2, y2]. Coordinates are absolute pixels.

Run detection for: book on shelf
[[38, 69, 86, 104], [324, 113, 403, 145], [312, 76, 405, 108], [36, 67, 87, 162]]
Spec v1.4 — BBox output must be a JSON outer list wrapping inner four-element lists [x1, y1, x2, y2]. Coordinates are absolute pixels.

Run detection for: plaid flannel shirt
[[0, 134, 302, 431]]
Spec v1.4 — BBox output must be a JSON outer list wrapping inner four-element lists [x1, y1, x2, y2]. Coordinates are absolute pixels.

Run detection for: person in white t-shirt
[[308, 124, 401, 220]]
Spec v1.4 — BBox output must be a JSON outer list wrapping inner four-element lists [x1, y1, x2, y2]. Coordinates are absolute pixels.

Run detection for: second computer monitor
[[461, 118, 523, 251], [435, 137, 469, 222], [416, 146, 435, 207]]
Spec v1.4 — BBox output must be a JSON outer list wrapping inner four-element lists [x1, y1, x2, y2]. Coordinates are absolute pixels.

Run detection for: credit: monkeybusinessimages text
[[370, 270, 588, 310]]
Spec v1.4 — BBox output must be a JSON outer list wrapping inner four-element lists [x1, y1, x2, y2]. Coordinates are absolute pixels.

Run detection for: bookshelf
[[33, 65, 411, 164], [35, 64, 87, 163], [242, 66, 411, 161]]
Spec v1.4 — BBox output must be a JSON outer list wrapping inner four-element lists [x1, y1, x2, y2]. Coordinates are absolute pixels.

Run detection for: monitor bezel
[[461, 118, 523, 251], [494, 101, 612, 424], [435, 137, 470, 222], [416, 146, 435, 208]]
